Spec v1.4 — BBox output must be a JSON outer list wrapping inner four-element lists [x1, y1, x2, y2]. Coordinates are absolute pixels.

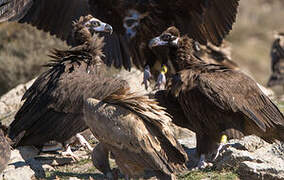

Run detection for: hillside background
[[0, 0, 284, 95]]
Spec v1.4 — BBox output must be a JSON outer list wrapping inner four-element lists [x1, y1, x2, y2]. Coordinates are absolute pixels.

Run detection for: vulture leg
[[155, 65, 168, 90], [212, 135, 228, 161], [142, 65, 151, 90], [61, 144, 80, 161], [197, 154, 212, 169], [75, 133, 93, 151], [92, 143, 117, 179]]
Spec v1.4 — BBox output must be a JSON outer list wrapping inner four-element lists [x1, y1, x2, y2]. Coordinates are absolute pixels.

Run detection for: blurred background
[[0, 0, 283, 96]]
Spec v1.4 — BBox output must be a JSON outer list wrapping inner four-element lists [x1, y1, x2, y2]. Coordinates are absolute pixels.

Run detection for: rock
[[0, 148, 45, 180], [0, 78, 35, 126], [214, 136, 284, 180]]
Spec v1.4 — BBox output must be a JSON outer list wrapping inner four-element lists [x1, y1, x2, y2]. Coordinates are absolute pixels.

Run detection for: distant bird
[[0, 0, 240, 88], [8, 15, 126, 159], [267, 32, 284, 88], [84, 87, 188, 180], [0, 123, 10, 173], [150, 26, 284, 169]]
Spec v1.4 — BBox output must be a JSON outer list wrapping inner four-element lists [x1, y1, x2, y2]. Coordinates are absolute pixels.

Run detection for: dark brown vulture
[[7, 15, 128, 156], [0, 0, 240, 87], [84, 87, 188, 180], [0, 123, 10, 173], [150, 27, 284, 168], [267, 32, 284, 88]]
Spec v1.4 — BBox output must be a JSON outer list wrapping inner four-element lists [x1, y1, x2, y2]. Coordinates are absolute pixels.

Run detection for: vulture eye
[[125, 19, 138, 27], [91, 21, 100, 27], [161, 34, 172, 41]]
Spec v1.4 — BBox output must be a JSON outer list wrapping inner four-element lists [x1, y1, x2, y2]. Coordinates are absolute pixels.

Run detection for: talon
[[75, 133, 93, 151], [143, 65, 151, 90], [213, 134, 228, 161], [155, 65, 168, 90], [61, 145, 80, 161]]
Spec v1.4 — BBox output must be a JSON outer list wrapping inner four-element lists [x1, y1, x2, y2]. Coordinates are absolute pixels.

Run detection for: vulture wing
[[0, 0, 90, 44], [9, 57, 129, 146], [0, 0, 131, 70], [84, 91, 187, 177], [193, 69, 284, 132], [0, 0, 239, 71]]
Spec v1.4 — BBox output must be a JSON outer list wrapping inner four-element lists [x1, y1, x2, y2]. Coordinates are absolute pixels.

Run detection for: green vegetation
[[179, 170, 239, 180]]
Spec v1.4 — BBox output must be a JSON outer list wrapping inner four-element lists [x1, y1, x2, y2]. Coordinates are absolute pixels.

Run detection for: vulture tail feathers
[[95, 89, 188, 173]]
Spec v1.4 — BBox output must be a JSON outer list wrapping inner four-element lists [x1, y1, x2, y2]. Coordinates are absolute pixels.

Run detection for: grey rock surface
[[0, 78, 35, 126], [214, 136, 284, 180]]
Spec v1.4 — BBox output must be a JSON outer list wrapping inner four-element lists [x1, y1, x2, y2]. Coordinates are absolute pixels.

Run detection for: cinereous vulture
[[0, 0, 240, 87], [150, 26, 284, 168], [0, 123, 10, 173], [84, 87, 188, 180], [8, 15, 127, 158], [267, 32, 284, 88]]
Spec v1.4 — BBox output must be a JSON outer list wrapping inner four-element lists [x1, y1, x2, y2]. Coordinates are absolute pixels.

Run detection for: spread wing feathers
[[0, 0, 131, 70], [0, 127, 10, 173], [154, 90, 194, 131], [149, 0, 239, 45], [0, 0, 90, 43], [183, 69, 284, 132], [9, 51, 129, 145], [85, 91, 187, 175], [0, 0, 33, 22]]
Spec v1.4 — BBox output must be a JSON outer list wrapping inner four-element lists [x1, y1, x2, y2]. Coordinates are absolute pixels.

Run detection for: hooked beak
[[148, 36, 168, 49], [93, 22, 113, 35]]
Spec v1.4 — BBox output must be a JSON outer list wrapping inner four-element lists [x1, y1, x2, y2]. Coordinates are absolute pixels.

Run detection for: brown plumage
[[267, 32, 284, 87], [8, 15, 128, 147], [151, 27, 284, 163], [0, 0, 240, 73], [84, 87, 188, 179], [0, 123, 11, 173]]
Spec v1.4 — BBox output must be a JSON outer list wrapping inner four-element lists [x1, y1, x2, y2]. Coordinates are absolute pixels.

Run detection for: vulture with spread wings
[[0, 0, 240, 86], [150, 27, 284, 168], [267, 32, 284, 88]]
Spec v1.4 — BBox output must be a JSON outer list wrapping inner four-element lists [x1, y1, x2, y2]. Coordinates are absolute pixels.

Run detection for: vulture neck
[[170, 36, 205, 71]]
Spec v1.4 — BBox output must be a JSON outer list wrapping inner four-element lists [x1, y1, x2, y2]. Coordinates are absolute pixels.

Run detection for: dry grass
[[0, 22, 67, 95], [228, 0, 284, 88]]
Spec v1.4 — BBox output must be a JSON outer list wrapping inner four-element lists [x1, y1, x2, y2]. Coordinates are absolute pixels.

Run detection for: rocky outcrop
[[215, 136, 284, 180], [0, 79, 35, 126]]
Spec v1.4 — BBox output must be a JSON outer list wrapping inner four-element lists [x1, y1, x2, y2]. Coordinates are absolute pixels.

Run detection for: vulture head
[[72, 15, 113, 45], [149, 26, 181, 48], [123, 9, 148, 40]]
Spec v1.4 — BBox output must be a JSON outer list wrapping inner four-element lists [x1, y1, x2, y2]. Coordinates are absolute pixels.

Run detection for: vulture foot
[[60, 145, 80, 161], [195, 154, 213, 170], [75, 133, 93, 151], [142, 65, 151, 90], [213, 135, 228, 161], [155, 65, 167, 90]]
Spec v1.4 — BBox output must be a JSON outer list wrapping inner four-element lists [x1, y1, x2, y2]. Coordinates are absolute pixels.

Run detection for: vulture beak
[[93, 22, 113, 35], [148, 36, 168, 49]]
